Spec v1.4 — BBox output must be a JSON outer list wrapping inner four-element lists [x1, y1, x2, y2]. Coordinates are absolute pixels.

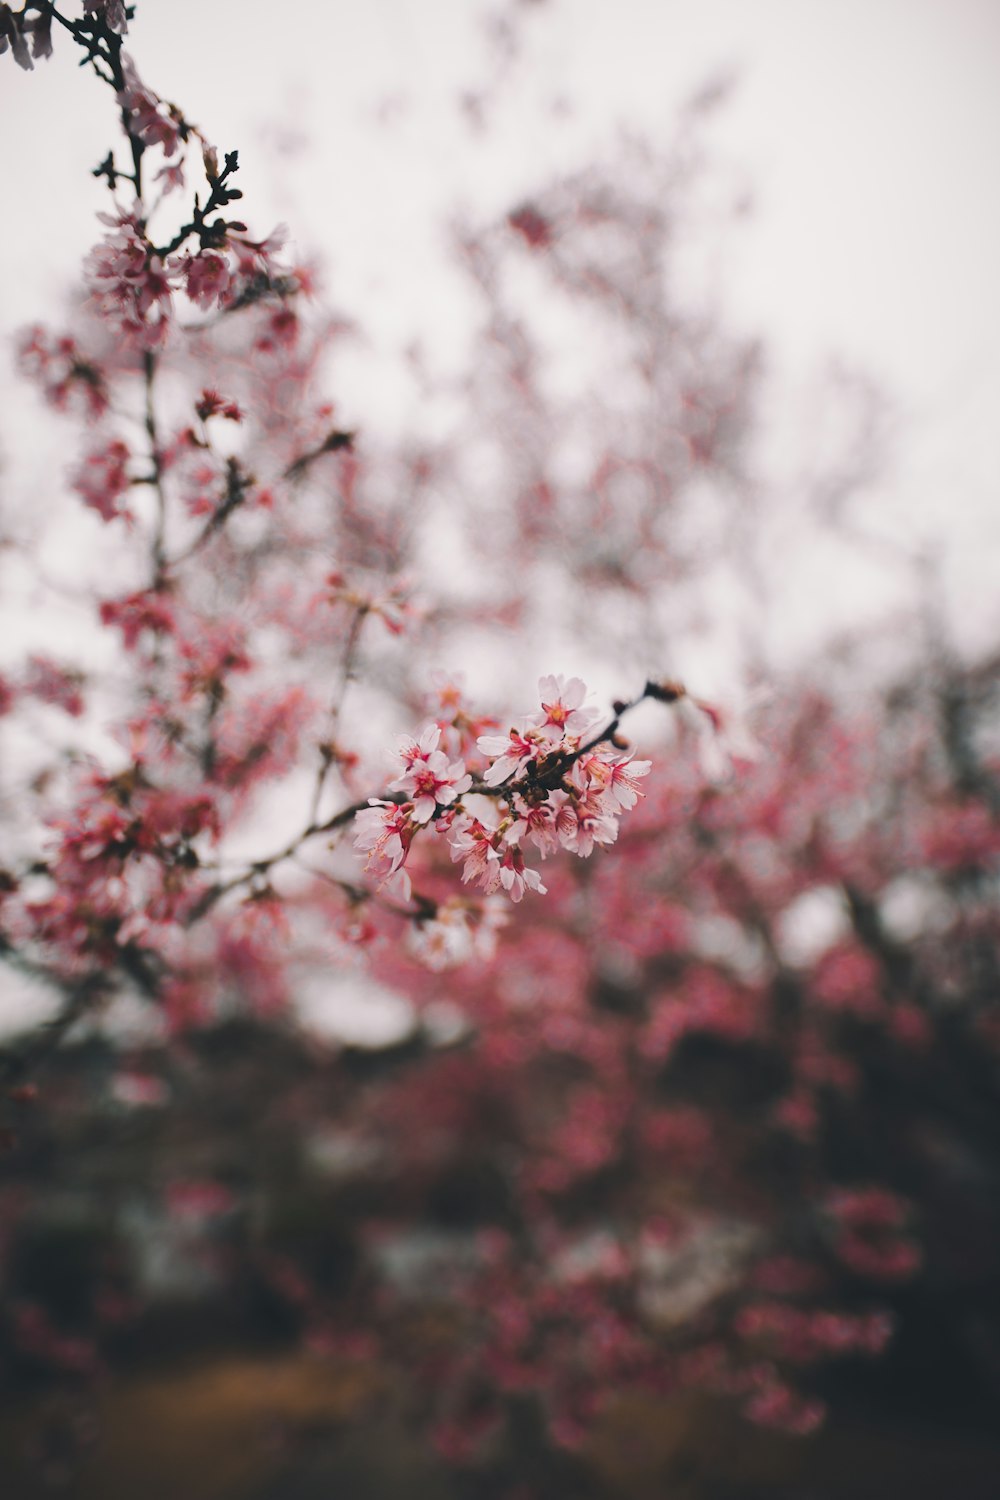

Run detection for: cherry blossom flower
[[71, 438, 132, 524], [353, 800, 414, 898], [155, 159, 186, 196], [118, 55, 181, 156], [497, 843, 547, 902], [85, 212, 173, 348], [99, 589, 177, 650], [530, 673, 601, 743], [509, 796, 561, 856], [18, 327, 108, 418], [326, 574, 419, 637], [575, 750, 652, 812], [477, 725, 540, 786], [555, 792, 620, 858], [449, 816, 503, 894], [395, 722, 444, 771], [389, 725, 471, 824], [23, 657, 85, 718], [174, 250, 234, 310]]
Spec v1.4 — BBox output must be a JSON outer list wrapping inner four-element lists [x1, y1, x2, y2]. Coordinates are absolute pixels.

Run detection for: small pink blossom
[[497, 843, 547, 902], [449, 816, 502, 894], [531, 674, 601, 742], [577, 751, 652, 812], [478, 726, 540, 786], [118, 56, 180, 156], [99, 588, 176, 649], [174, 250, 233, 310], [17, 327, 108, 418], [71, 438, 132, 523], [155, 159, 186, 196], [23, 657, 85, 718], [353, 800, 414, 898], [509, 796, 561, 856], [396, 722, 443, 770], [389, 723, 472, 823], [555, 793, 619, 858], [85, 212, 173, 348]]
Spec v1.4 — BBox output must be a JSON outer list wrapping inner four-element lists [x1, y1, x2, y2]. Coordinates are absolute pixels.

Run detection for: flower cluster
[[119, 53, 182, 160], [71, 438, 133, 524], [17, 327, 109, 418], [354, 676, 651, 910], [84, 210, 174, 350]]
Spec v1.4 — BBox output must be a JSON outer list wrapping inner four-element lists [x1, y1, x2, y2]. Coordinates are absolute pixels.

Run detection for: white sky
[[1, 0, 999, 661]]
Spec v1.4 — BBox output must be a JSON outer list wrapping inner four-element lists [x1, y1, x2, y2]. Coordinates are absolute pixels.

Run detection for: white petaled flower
[[555, 794, 620, 858], [448, 815, 503, 894], [531, 674, 602, 744], [577, 751, 653, 813], [508, 795, 562, 857], [497, 842, 547, 902], [396, 721, 442, 771], [477, 726, 539, 787], [353, 799, 413, 898], [390, 722, 470, 824]]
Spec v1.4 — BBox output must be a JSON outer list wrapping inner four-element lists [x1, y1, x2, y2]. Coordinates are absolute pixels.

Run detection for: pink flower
[[23, 657, 85, 718], [118, 56, 180, 156], [509, 797, 561, 856], [449, 816, 502, 894], [448, 818, 547, 902], [85, 212, 173, 348], [99, 588, 176, 649], [531, 674, 601, 743], [155, 160, 186, 196], [175, 251, 233, 310], [229, 224, 291, 295], [555, 793, 619, 858], [71, 438, 132, 523], [389, 723, 471, 824], [477, 726, 540, 786], [497, 843, 547, 902], [17, 328, 108, 418], [577, 751, 652, 812], [353, 800, 414, 898], [396, 722, 443, 770]]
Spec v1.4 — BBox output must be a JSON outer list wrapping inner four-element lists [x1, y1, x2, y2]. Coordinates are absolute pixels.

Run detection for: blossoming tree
[[2, 6, 999, 1497]]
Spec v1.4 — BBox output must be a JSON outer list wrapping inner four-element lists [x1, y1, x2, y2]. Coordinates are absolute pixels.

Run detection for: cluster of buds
[[354, 675, 651, 907]]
